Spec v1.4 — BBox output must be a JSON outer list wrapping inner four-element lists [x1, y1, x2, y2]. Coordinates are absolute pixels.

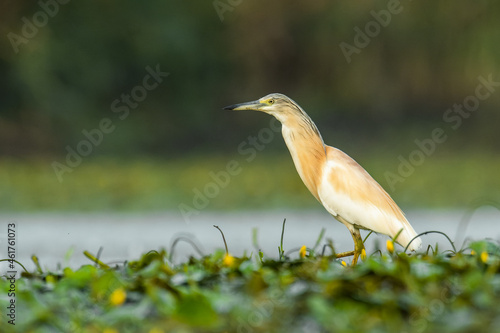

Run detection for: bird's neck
[[281, 114, 326, 200]]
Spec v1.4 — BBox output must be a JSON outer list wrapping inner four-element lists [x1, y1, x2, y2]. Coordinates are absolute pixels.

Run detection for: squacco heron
[[224, 93, 421, 265]]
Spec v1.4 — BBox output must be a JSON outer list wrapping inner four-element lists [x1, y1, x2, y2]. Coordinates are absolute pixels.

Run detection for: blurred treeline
[[1, 0, 499, 158]]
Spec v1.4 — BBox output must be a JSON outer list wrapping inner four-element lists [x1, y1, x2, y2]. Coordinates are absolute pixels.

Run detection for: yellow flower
[[471, 250, 476, 256], [223, 254, 235, 267], [386, 240, 394, 254], [481, 251, 488, 263], [109, 288, 126, 306], [341, 260, 347, 267], [361, 249, 367, 261], [299, 245, 307, 258], [46, 275, 57, 285]]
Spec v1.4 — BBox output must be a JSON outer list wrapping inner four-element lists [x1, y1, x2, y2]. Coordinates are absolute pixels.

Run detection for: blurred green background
[[1, 0, 499, 212]]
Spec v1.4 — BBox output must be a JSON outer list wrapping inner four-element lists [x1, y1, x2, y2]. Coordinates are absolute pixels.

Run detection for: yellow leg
[[350, 228, 364, 266], [334, 216, 365, 266], [334, 229, 364, 265]]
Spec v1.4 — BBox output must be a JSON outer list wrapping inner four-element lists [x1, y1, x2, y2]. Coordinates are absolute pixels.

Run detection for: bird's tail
[[393, 220, 422, 251]]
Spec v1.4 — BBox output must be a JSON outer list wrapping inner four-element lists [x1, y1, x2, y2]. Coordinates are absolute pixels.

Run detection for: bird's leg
[[335, 250, 355, 258], [350, 228, 364, 266], [334, 217, 365, 264]]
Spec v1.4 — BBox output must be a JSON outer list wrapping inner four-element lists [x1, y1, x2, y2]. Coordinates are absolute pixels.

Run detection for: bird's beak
[[223, 100, 263, 111]]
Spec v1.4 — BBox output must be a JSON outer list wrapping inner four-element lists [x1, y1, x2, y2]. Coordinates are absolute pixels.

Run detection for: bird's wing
[[318, 146, 421, 250]]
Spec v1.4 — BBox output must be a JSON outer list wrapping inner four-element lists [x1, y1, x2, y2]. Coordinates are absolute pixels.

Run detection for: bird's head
[[223, 93, 300, 123]]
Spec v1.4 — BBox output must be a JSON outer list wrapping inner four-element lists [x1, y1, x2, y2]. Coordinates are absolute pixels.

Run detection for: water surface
[[1, 208, 499, 272]]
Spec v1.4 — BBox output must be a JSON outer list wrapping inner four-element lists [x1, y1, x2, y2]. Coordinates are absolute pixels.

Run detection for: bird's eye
[[268, 99, 274, 105]]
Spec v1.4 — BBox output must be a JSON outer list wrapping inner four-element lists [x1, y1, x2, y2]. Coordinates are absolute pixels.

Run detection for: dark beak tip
[[223, 105, 234, 111]]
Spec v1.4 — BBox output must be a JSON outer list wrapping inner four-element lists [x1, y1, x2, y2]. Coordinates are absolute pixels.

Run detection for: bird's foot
[[335, 250, 355, 258]]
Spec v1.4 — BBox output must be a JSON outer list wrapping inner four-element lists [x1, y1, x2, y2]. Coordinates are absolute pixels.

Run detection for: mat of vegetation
[[2, 237, 500, 333]]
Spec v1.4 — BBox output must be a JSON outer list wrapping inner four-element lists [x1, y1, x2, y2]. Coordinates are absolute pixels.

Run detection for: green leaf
[[174, 291, 218, 328]]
